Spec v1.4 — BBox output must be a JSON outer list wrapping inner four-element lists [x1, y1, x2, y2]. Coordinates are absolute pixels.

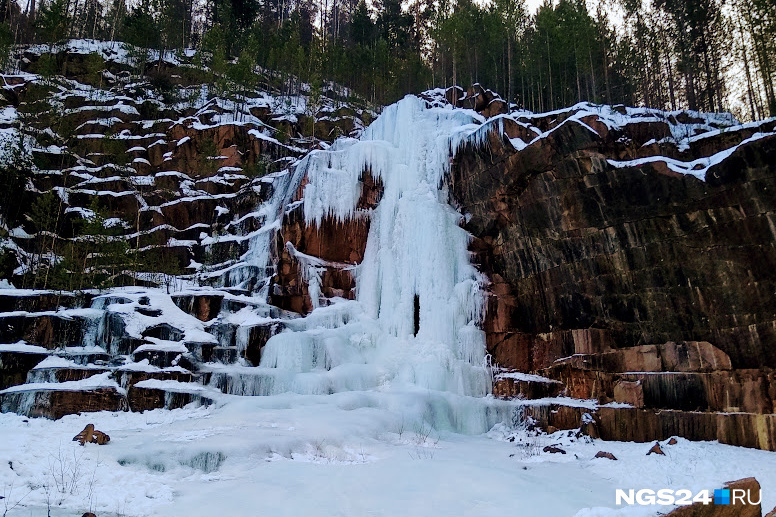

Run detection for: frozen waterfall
[[209, 94, 516, 433]]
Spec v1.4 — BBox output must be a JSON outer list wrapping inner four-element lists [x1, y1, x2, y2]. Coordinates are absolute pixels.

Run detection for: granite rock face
[[444, 91, 776, 450], [450, 116, 776, 371]]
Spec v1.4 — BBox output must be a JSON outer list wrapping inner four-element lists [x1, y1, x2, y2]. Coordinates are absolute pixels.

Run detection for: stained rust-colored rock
[[647, 442, 665, 455], [127, 385, 213, 412], [613, 380, 644, 408], [594, 451, 617, 460], [492, 373, 563, 399], [73, 423, 110, 445], [450, 113, 776, 370], [0, 388, 128, 420]]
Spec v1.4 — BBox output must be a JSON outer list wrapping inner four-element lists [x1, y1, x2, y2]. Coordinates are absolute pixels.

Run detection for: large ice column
[[298, 95, 491, 397]]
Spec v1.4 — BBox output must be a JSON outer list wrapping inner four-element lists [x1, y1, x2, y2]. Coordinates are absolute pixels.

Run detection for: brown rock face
[[522, 404, 592, 431], [492, 373, 563, 399], [450, 118, 776, 370], [521, 400, 776, 450], [0, 351, 48, 389], [613, 380, 644, 408], [127, 386, 213, 412], [270, 173, 380, 315], [0, 388, 128, 420], [0, 314, 84, 349], [172, 294, 224, 322], [448, 102, 776, 450], [665, 478, 761, 517]]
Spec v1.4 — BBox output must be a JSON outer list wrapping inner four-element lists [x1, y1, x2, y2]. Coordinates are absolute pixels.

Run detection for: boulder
[[647, 442, 665, 455], [480, 99, 508, 118], [542, 445, 566, 454], [445, 86, 464, 107], [594, 451, 617, 460], [73, 423, 110, 445]]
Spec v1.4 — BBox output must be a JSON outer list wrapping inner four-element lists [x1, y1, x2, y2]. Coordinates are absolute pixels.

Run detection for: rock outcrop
[[446, 91, 776, 450]]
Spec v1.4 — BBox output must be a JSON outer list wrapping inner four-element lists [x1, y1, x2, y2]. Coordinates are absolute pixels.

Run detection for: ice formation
[[205, 95, 515, 432], [0, 93, 519, 435]]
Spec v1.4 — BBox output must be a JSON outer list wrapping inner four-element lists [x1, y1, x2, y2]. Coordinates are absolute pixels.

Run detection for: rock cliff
[[1, 45, 775, 452]]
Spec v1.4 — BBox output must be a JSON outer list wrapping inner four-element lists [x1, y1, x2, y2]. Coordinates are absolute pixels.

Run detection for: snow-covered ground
[[1, 399, 775, 517]]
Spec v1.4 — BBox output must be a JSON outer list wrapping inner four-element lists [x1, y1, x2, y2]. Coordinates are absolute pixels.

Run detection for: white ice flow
[[205, 94, 516, 433]]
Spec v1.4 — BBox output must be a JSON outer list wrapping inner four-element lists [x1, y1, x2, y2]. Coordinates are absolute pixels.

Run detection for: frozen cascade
[[215, 166, 308, 294], [209, 94, 520, 433]]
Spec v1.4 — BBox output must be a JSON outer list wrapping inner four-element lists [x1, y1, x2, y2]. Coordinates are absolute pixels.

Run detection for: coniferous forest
[[0, 0, 773, 118]]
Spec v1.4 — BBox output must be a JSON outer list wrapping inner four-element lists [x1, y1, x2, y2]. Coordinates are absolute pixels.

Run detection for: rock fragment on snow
[[647, 441, 665, 455], [594, 451, 617, 460], [73, 423, 110, 445]]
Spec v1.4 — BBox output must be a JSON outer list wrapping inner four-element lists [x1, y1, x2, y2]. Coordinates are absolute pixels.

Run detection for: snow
[[0, 341, 49, 354], [31, 356, 82, 369], [495, 371, 563, 384], [608, 132, 775, 181], [0, 372, 119, 394], [0, 402, 775, 517], [117, 359, 188, 374], [133, 340, 188, 354], [133, 379, 217, 395]]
